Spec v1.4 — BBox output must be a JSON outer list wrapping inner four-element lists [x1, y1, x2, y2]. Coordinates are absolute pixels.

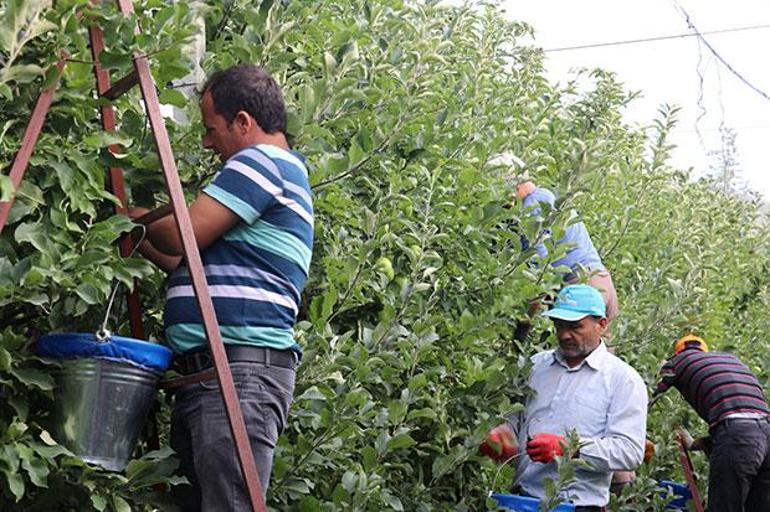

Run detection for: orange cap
[[516, 181, 536, 200], [674, 334, 709, 355]]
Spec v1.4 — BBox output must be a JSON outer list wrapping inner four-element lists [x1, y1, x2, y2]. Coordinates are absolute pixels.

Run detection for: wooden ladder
[[677, 433, 706, 512], [0, 2, 265, 510]]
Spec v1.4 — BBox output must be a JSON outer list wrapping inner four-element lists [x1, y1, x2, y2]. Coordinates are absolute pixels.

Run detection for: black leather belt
[[173, 345, 298, 375]]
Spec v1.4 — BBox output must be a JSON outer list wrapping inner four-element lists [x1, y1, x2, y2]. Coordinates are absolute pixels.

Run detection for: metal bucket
[[51, 357, 161, 471]]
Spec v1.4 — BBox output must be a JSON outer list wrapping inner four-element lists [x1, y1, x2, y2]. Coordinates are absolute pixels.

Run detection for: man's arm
[[578, 373, 648, 472], [125, 207, 181, 272], [136, 239, 182, 273], [652, 358, 677, 397], [130, 194, 241, 257], [520, 191, 553, 260]]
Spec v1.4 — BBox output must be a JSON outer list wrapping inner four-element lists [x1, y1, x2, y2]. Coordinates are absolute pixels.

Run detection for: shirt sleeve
[[579, 372, 648, 472], [520, 191, 554, 260], [506, 409, 524, 439], [202, 151, 282, 224], [653, 358, 677, 396]]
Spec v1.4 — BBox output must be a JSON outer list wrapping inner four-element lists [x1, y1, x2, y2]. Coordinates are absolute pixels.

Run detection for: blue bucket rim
[[36, 332, 173, 374]]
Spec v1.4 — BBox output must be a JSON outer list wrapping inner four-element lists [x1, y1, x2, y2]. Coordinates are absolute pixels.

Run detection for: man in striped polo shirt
[[653, 334, 770, 511], [130, 64, 312, 510]]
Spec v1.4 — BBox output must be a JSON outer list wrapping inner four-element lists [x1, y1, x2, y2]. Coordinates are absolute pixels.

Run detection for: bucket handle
[[95, 224, 147, 343]]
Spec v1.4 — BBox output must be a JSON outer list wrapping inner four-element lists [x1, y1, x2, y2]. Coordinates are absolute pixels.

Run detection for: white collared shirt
[[511, 343, 648, 507]]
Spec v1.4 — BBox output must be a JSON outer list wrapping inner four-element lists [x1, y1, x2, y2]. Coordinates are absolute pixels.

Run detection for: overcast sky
[[502, 0, 770, 197]]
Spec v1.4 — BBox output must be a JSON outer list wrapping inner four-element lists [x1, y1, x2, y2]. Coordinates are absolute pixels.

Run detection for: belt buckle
[[192, 351, 212, 373], [175, 350, 211, 375]]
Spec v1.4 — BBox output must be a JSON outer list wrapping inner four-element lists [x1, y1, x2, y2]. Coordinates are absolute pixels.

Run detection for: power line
[[543, 24, 770, 53], [671, 124, 770, 134], [671, 2, 770, 103]]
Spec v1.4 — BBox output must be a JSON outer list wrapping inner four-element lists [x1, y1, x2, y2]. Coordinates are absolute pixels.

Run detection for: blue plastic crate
[[489, 493, 576, 511]]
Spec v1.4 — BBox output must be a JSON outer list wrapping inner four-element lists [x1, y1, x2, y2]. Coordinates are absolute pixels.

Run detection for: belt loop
[[264, 347, 271, 368]]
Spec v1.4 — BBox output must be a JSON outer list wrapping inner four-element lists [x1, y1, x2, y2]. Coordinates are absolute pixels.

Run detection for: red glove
[[644, 439, 655, 463], [526, 433, 565, 463], [480, 424, 518, 462]]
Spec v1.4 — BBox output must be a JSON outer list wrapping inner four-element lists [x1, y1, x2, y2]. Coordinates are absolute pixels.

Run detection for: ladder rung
[[101, 69, 139, 100]]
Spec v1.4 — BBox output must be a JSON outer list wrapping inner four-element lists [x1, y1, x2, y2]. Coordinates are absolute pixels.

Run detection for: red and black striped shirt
[[654, 349, 769, 427]]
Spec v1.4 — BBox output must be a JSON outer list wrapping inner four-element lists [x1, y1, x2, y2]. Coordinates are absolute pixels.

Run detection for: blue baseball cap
[[542, 284, 606, 321]]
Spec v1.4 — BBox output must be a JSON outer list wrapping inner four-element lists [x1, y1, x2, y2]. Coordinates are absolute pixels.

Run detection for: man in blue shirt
[[129, 64, 312, 510], [517, 180, 618, 323], [481, 285, 647, 510], [511, 180, 619, 347]]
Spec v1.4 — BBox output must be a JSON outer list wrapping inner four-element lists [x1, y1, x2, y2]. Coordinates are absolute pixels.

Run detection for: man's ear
[[597, 316, 608, 332], [233, 110, 253, 134]]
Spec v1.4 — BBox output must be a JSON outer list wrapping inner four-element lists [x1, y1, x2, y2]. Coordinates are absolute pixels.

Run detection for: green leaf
[[38, 430, 58, 447], [407, 407, 436, 420], [112, 495, 131, 512], [0, 347, 11, 371], [20, 18, 58, 47], [7, 421, 28, 440], [347, 140, 365, 166], [10, 367, 55, 391], [83, 131, 134, 149], [298, 495, 321, 512], [0, 23, 12, 54], [298, 386, 327, 401], [19, 445, 49, 488], [125, 450, 179, 487], [374, 431, 390, 455], [0, 444, 20, 471], [0, 174, 13, 201], [21, 267, 44, 287], [99, 50, 132, 70], [90, 494, 108, 511], [75, 282, 102, 305], [50, 161, 74, 194], [431, 445, 466, 480], [387, 400, 407, 423], [361, 445, 377, 471], [1, 469, 24, 501], [159, 88, 188, 108], [34, 442, 72, 459], [382, 491, 404, 511], [2, 64, 46, 84], [14, 222, 48, 253], [76, 250, 111, 268], [386, 433, 416, 451], [341, 470, 357, 492], [283, 478, 312, 494], [355, 127, 373, 153], [9, 394, 29, 421]]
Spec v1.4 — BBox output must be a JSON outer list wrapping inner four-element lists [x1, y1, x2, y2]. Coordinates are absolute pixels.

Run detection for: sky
[[502, 0, 770, 198]]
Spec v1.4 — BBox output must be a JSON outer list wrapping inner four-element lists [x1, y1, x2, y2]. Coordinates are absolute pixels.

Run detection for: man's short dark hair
[[202, 64, 287, 135]]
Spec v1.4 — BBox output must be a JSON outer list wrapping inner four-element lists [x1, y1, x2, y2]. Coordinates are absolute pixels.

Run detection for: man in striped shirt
[[653, 334, 770, 511], [130, 64, 312, 510]]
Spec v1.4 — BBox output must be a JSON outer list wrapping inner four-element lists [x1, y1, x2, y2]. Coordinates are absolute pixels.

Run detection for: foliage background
[[1, 0, 769, 510]]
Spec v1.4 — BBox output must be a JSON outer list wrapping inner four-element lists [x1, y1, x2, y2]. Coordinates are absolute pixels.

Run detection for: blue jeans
[[170, 362, 295, 511]]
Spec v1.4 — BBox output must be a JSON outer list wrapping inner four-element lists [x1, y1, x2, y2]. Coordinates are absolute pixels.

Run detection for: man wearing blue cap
[[480, 285, 647, 511]]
